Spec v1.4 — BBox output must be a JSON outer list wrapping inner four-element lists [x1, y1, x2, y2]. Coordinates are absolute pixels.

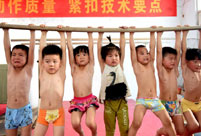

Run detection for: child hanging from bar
[[66, 28, 99, 136], [3, 23, 35, 136], [34, 25, 66, 136], [97, 27, 131, 136], [180, 26, 201, 135], [156, 26, 186, 135], [128, 26, 176, 136]]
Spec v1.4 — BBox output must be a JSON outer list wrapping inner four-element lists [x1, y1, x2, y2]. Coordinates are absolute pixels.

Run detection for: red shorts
[[68, 94, 99, 113]]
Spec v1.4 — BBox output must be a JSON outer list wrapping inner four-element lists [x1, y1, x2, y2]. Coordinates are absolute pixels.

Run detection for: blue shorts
[[136, 98, 165, 112], [5, 104, 32, 129]]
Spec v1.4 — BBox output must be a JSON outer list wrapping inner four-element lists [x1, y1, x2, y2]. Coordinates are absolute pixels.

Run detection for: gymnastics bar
[[11, 38, 174, 42], [11, 38, 172, 45], [0, 23, 201, 32]]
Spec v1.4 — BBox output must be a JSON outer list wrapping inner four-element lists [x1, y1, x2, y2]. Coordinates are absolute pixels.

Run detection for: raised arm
[[39, 26, 47, 67], [181, 29, 189, 69], [119, 27, 126, 69], [66, 31, 75, 73], [199, 29, 201, 49], [149, 30, 156, 63], [88, 30, 94, 66], [3, 28, 11, 64], [97, 28, 105, 72], [129, 27, 138, 69], [175, 28, 181, 67], [59, 31, 66, 70], [156, 30, 163, 71], [27, 24, 35, 67]]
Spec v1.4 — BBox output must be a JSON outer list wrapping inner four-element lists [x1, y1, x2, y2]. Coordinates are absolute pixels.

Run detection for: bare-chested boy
[[128, 27, 176, 136], [181, 28, 201, 135], [156, 28, 186, 135], [66, 30, 99, 136], [3, 25, 35, 136], [34, 26, 66, 136]]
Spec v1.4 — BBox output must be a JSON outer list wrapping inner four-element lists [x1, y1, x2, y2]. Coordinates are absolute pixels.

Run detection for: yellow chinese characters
[[101, 0, 114, 14], [42, 0, 56, 13], [0, 0, 5, 13], [8, 0, 22, 14], [133, 0, 146, 13], [85, 0, 98, 14], [150, 0, 162, 13], [69, 0, 81, 14], [25, 0, 39, 14], [118, 0, 130, 13]]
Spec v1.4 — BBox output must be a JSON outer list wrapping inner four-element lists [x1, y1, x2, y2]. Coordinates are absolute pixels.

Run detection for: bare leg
[[71, 111, 84, 136], [156, 127, 168, 136], [172, 115, 185, 135], [21, 124, 32, 136], [33, 123, 48, 136], [53, 126, 64, 136], [128, 105, 147, 136], [6, 128, 18, 136], [86, 107, 97, 136], [183, 111, 199, 134], [154, 110, 176, 136], [194, 111, 201, 132]]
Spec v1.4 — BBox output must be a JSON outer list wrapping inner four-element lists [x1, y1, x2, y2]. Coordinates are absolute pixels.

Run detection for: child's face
[[11, 49, 27, 68], [105, 50, 120, 67], [75, 51, 89, 66], [186, 59, 201, 72], [136, 47, 150, 65], [42, 54, 61, 74], [162, 54, 176, 70]]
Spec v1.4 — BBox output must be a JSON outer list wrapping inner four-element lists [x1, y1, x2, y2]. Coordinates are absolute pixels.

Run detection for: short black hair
[[162, 47, 177, 58], [12, 44, 29, 56], [101, 43, 121, 61], [186, 48, 201, 61], [135, 45, 146, 52], [11, 44, 29, 62], [73, 45, 89, 58], [42, 44, 62, 59]]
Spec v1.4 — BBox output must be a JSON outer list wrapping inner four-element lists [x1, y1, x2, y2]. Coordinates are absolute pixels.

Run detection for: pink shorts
[[68, 94, 99, 113]]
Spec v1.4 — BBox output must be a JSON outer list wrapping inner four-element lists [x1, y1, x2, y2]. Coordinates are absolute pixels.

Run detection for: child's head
[[42, 44, 62, 74], [136, 45, 150, 65], [162, 47, 177, 69], [186, 48, 201, 72], [11, 44, 29, 68], [73, 45, 89, 66], [101, 39, 121, 67]]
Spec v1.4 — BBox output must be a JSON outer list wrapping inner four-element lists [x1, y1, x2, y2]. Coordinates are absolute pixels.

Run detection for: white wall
[[0, 0, 200, 108]]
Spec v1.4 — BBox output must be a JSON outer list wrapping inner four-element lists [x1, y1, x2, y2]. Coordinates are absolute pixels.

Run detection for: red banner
[[0, 0, 177, 17]]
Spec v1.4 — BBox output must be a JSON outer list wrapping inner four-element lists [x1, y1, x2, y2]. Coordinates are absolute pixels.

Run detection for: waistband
[[39, 107, 64, 112], [160, 100, 177, 103], [137, 97, 158, 100], [7, 103, 31, 110], [182, 98, 200, 104], [74, 93, 92, 100]]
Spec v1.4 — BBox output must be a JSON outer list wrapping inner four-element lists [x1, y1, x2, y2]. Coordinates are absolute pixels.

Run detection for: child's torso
[[159, 67, 178, 101], [183, 67, 201, 102], [135, 63, 157, 98], [7, 65, 31, 109], [72, 65, 94, 97], [40, 70, 64, 110]]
